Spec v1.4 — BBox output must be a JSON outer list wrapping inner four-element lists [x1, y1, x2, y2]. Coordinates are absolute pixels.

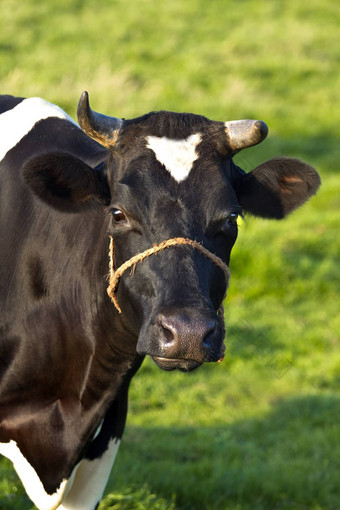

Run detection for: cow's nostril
[[162, 326, 174, 343], [202, 320, 218, 349], [158, 315, 175, 343]]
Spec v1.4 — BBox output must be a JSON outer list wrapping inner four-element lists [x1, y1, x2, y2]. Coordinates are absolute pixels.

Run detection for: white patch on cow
[[58, 438, 121, 510], [0, 440, 68, 510], [0, 97, 78, 161], [146, 133, 202, 182]]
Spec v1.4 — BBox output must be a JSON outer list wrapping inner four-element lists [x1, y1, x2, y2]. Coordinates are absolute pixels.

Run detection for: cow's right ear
[[23, 152, 110, 213]]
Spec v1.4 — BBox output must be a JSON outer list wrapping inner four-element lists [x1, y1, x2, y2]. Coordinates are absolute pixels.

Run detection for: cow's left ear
[[235, 157, 321, 219], [23, 152, 110, 213]]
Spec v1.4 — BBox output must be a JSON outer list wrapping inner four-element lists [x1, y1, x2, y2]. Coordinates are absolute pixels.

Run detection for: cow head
[[23, 92, 320, 371]]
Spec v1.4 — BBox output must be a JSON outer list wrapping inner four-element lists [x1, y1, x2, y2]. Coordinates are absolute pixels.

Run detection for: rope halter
[[107, 236, 231, 314]]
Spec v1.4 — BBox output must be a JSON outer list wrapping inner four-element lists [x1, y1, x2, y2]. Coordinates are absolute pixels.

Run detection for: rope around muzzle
[[107, 236, 231, 317]]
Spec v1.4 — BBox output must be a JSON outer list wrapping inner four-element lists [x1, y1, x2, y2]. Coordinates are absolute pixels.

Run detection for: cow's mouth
[[152, 356, 202, 372]]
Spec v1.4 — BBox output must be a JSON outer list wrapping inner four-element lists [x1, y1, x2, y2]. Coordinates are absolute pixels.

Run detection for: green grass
[[1, 0, 340, 509]]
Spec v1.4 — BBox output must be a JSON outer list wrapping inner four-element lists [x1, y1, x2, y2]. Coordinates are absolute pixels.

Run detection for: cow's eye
[[227, 213, 239, 225], [111, 208, 127, 224]]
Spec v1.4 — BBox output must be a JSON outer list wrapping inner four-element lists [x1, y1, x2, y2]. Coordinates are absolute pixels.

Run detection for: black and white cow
[[0, 93, 320, 509]]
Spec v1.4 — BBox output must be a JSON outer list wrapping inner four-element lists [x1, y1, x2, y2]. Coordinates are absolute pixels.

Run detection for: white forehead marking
[[0, 97, 78, 161], [146, 133, 202, 182]]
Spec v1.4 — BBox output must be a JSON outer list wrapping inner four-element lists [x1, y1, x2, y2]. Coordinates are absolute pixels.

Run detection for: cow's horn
[[77, 91, 123, 148], [225, 120, 268, 151]]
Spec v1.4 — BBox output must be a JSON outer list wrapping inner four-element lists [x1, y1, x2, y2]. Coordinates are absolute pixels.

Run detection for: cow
[[0, 92, 320, 510]]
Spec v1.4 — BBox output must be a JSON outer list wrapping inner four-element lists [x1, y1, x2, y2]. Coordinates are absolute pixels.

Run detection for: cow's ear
[[235, 157, 321, 219], [23, 153, 110, 213]]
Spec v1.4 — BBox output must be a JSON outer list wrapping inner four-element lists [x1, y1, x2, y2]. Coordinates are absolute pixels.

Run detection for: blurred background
[[1, 0, 339, 509]]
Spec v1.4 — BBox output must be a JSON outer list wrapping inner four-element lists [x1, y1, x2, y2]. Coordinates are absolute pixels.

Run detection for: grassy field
[[1, 0, 339, 509]]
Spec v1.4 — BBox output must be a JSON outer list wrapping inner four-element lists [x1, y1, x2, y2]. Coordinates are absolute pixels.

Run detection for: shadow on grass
[[0, 394, 339, 509], [106, 394, 340, 510]]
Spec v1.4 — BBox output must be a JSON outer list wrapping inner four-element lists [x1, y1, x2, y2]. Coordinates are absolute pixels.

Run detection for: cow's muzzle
[[138, 307, 226, 371]]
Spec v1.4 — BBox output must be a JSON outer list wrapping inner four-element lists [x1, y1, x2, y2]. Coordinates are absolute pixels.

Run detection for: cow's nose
[[157, 312, 218, 358]]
